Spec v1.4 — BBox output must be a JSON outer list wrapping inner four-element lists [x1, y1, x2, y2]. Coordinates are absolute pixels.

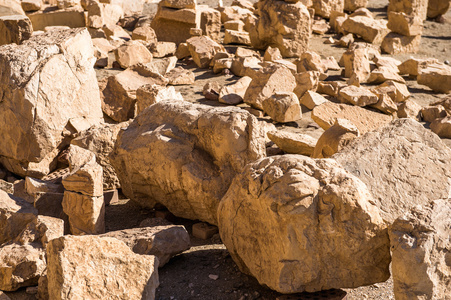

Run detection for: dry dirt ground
[[5, 0, 451, 299]]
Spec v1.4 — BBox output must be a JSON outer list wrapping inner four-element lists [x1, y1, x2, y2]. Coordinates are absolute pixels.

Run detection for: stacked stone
[[382, 0, 428, 54], [150, 0, 221, 44]]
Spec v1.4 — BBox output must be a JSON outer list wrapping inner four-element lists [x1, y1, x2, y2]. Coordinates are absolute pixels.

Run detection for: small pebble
[[445, 60, 450, 65], [209, 274, 219, 280]]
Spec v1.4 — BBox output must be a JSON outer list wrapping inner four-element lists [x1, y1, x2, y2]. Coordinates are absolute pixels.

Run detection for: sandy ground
[[5, 0, 451, 299]]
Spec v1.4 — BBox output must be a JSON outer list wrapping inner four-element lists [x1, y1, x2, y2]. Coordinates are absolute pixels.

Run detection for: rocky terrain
[[0, 0, 451, 299]]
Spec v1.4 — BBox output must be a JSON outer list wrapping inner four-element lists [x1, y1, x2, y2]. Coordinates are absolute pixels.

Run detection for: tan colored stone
[[340, 45, 371, 84], [430, 116, 451, 138], [103, 23, 131, 40], [136, 84, 183, 114], [13, 215, 64, 249], [0, 15, 33, 46], [294, 71, 320, 98], [213, 57, 233, 74], [267, 131, 317, 156], [62, 191, 104, 235], [149, 41, 177, 58], [312, 101, 392, 134], [370, 93, 398, 115], [47, 235, 159, 300], [86, 1, 123, 29], [132, 25, 157, 43], [249, 0, 311, 57], [427, 0, 450, 18], [300, 91, 328, 110], [0, 0, 25, 16], [312, 19, 330, 34], [263, 46, 282, 62], [344, 0, 368, 11], [219, 76, 252, 105], [368, 66, 405, 84], [377, 80, 410, 102], [338, 85, 379, 106], [165, 66, 195, 85], [337, 32, 354, 47], [398, 57, 439, 76], [0, 28, 102, 178], [389, 199, 451, 300], [192, 222, 218, 240], [313, 118, 359, 158], [230, 56, 262, 77], [330, 11, 347, 33], [175, 42, 190, 59], [374, 55, 402, 69], [312, 0, 344, 18], [198, 6, 221, 42], [218, 155, 390, 293], [342, 16, 389, 44], [224, 29, 251, 45], [202, 81, 221, 100], [397, 99, 422, 121], [224, 20, 244, 31], [219, 5, 254, 23], [101, 64, 168, 122], [110, 101, 267, 225], [334, 118, 451, 223], [421, 106, 448, 123], [244, 64, 297, 110], [381, 33, 421, 54], [262, 92, 302, 123], [388, 0, 428, 20], [187, 35, 225, 68], [0, 243, 46, 291], [114, 40, 153, 69], [101, 225, 190, 267], [387, 11, 423, 36], [0, 190, 37, 245], [71, 122, 129, 190], [296, 50, 327, 74], [27, 7, 85, 31], [21, 0, 41, 12], [160, 0, 196, 9], [417, 63, 451, 93]]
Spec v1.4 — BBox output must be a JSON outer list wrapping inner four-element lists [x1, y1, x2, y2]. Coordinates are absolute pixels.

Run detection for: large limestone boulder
[[110, 101, 267, 225], [417, 63, 451, 94], [46, 235, 159, 300], [333, 119, 451, 223], [248, 0, 311, 57], [218, 155, 390, 293], [101, 225, 190, 267], [389, 199, 451, 300], [71, 122, 129, 190], [388, 0, 428, 20], [0, 28, 103, 178]]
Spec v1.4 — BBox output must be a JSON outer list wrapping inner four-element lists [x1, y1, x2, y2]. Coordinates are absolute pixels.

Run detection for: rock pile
[[0, 0, 450, 298]]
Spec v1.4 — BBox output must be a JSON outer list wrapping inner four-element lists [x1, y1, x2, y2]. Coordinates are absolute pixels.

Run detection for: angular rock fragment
[[430, 116, 451, 138], [427, 0, 450, 18], [387, 11, 423, 36], [187, 35, 225, 68], [218, 76, 252, 105], [262, 92, 302, 123], [417, 63, 451, 93], [244, 64, 296, 110], [333, 118, 451, 223], [300, 91, 328, 110], [165, 66, 195, 85], [312, 118, 359, 158], [114, 40, 153, 69], [389, 199, 451, 300], [248, 0, 311, 57], [381, 32, 421, 54], [110, 101, 267, 225], [101, 225, 190, 267], [340, 45, 371, 84], [136, 84, 183, 114], [398, 57, 439, 76], [294, 71, 320, 98], [218, 155, 390, 293], [0, 15, 32, 46], [342, 15, 390, 44], [101, 64, 168, 122], [312, 0, 344, 18], [344, 0, 368, 11], [388, 0, 428, 20], [397, 99, 422, 121], [46, 235, 159, 300], [267, 131, 317, 156], [338, 85, 379, 106], [420, 105, 447, 123], [223, 29, 251, 45], [312, 101, 392, 134]]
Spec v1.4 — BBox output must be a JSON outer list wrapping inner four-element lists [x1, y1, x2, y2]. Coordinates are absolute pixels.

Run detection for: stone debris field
[[0, 0, 450, 299]]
